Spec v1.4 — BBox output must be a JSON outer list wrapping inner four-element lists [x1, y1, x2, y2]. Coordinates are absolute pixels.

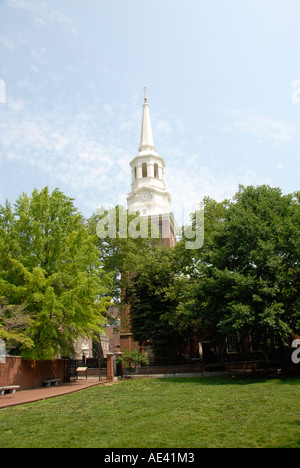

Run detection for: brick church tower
[[120, 90, 178, 353]]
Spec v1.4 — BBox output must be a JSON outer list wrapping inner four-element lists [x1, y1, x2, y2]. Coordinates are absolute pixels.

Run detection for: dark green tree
[[125, 246, 198, 359], [191, 185, 300, 350]]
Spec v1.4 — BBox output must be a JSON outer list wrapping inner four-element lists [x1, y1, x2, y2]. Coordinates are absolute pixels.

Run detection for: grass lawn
[[0, 376, 299, 448]]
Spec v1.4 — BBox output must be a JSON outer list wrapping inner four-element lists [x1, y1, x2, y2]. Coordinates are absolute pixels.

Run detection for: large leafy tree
[[191, 185, 300, 349], [177, 196, 228, 277], [125, 246, 198, 358], [0, 188, 112, 359], [87, 205, 154, 303], [120, 198, 228, 359]]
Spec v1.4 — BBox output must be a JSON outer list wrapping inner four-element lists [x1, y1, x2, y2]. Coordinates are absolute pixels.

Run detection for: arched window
[[142, 163, 148, 178], [134, 166, 137, 180], [154, 163, 158, 178]]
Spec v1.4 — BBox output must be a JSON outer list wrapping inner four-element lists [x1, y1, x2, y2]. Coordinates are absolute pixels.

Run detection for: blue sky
[[0, 0, 300, 224]]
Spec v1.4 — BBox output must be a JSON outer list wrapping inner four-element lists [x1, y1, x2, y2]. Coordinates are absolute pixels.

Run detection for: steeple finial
[[144, 86, 148, 102]]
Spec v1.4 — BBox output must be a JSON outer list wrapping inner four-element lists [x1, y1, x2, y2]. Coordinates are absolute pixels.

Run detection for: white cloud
[[291, 79, 300, 104], [0, 35, 15, 50], [4, 0, 77, 33], [0, 97, 134, 212], [48, 9, 72, 26], [34, 17, 46, 27], [30, 47, 47, 64], [239, 0, 300, 40], [4, 0, 28, 8], [7, 98, 24, 112], [0, 30, 28, 50], [166, 147, 270, 225], [0, 91, 285, 222], [224, 110, 300, 144], [155, 119, 172, 137]]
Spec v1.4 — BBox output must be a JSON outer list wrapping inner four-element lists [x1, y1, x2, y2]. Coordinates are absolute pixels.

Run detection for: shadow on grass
[[155, 374, 300, 386]]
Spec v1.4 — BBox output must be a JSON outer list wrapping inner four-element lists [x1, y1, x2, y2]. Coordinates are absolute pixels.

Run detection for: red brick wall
[[0, 356, 69, 390], [120, 333, 143, 353]]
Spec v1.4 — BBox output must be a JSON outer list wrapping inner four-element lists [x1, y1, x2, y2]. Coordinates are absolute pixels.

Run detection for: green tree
[[87, 205, 154, 303], [191, 185, 300, 350], [0, 298, 34, 351], [177, 196, 228, 277], [125, 246, 198, 358], [116, 349, 149, 374], [0, 188, 112, 359]]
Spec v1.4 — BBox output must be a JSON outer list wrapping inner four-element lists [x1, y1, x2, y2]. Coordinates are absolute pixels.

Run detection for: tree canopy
[[124, 245, 200, 358], [87, 205, 154, 302], [0, 188, 112, 359], [124, 185, 300, 356], [190, 185, 300, 348], [1, 184, 299, 361]]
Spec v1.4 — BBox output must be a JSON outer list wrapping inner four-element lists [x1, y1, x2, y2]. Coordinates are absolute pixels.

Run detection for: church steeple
[[120, 89, 177, 359], [127, 89, 172, 218], [139, 87, 156, 153]]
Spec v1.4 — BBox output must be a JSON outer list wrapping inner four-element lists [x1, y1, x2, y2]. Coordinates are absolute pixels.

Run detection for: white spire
[[127, 88, 173, 219], [139, 87, 156, 153]]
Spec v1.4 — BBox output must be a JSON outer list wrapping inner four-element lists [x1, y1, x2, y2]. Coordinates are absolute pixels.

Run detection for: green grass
[[0, 377, 299, 448]]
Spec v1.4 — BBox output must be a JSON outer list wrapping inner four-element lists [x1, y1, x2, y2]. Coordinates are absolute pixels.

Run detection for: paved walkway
[[0, 378, 114, 409]]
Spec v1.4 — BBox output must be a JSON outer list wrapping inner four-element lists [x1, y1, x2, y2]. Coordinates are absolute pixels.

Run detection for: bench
[[0, 385, 20, 396], [42, 379, 61, 388]]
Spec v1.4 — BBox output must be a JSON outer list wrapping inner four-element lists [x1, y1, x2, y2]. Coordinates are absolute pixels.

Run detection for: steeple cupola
[[127, 89, 172, 217]]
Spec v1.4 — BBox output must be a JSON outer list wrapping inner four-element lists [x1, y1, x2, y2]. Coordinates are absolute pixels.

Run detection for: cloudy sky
[[0, 0, 300, 225]]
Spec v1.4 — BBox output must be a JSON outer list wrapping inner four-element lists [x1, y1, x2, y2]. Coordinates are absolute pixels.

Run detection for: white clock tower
[[127, 89, 172, 216], [127, 89, 177, 246]]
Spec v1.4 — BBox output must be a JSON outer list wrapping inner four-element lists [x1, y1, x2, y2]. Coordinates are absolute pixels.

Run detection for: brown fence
[[134, 360, 296, 376], [0, 356, 69, 390]]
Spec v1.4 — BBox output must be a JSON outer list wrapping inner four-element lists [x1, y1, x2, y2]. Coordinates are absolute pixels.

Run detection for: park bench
[[42, 378, 61, 388], [0, 385, 20, 396]]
